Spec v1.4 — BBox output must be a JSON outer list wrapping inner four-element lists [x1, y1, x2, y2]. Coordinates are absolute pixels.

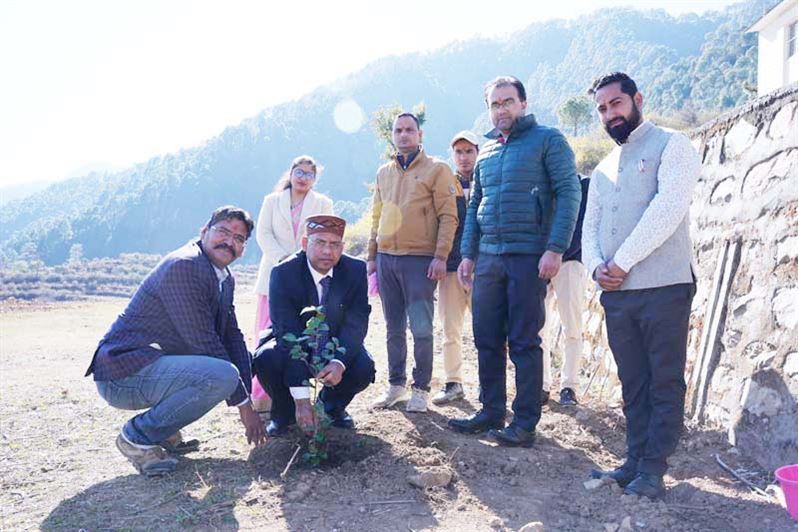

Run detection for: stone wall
[[545, 84, 798, 470], [688, 84, 798, 470]]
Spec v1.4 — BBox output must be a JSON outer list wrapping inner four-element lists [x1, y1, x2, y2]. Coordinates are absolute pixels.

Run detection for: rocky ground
[[0, 293, 793, 531]]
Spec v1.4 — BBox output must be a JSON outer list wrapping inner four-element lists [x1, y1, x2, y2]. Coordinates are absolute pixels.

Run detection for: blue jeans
[[376, 253, 437, 391], [96, 355, 240, 446]]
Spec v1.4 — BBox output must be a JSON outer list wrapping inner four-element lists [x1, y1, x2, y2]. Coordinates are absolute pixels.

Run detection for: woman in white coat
[[253, 155, 334, 339]]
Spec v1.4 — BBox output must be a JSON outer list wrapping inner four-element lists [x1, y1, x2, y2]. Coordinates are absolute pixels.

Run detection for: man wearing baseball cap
[[431, 131, 479, 405], [253, 215, 375, 435]]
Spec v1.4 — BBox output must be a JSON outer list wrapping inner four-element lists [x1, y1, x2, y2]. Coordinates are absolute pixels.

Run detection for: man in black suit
[[253, 215, 375, 435]]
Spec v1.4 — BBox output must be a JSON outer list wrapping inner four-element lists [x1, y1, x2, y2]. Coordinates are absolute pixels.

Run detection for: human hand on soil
[[294, 399, 316, 434], [239, 403, 267, 445]]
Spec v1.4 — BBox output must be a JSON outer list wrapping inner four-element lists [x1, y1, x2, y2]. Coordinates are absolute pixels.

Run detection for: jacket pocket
[[422, 206, 431, 241], [536, 195, 544, 227], [530, 187, 542, 226]]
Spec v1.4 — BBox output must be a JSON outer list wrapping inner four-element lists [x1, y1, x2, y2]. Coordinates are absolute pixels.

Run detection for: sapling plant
[[282, 305, 346, 466]]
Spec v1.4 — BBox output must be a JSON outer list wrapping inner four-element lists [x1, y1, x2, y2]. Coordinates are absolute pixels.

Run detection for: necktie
[[319, 276, 332, 306], [216, 280, 226, 332], [317, 276, 332, 357]]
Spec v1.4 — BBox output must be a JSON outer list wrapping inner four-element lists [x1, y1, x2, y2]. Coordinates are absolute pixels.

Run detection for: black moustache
[[215, 244, 235, 254]]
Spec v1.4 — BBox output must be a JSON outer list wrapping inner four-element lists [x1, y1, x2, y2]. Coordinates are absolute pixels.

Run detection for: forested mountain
[[0, 0, 775, 265]]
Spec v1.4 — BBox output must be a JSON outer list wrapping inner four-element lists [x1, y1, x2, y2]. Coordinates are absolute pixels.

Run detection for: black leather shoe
[[624, 472, 666, 499], [448, 410, 505, 434], [328, 410, 355, 430], [590, 463, 638, 487], [489, 424, 536, 447], [266, 419, 293, 437], [541, 389, 550, 405]]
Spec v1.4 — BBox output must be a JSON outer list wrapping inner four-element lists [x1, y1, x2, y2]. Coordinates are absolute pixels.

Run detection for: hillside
[[0, 0, 776, 265]]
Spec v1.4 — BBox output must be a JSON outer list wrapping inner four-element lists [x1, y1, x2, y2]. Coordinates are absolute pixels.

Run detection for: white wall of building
[[754, 3, 798, 95]]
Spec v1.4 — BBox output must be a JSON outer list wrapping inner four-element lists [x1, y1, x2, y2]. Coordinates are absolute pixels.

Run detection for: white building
[[748, 0, 798, 95]]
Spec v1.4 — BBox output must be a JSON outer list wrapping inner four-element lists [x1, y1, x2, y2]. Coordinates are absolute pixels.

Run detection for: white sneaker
[[431, 382, 465, 405], [372, 385, 409, 409], [405, 388, 429, 413]]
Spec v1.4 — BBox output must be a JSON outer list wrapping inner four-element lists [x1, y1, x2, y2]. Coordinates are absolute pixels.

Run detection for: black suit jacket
[[267, 251, 370, 384]]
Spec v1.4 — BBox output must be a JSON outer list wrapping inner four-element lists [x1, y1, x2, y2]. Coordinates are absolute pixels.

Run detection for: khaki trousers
[[542, 260, 587, 392], [437, 271, 472, 384]]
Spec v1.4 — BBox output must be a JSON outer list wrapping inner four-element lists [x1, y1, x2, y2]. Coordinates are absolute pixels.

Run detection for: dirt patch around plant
[[0, 293, 792, 531]]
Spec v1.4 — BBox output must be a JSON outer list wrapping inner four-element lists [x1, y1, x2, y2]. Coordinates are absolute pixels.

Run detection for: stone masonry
[[544, 84, 797, 471]]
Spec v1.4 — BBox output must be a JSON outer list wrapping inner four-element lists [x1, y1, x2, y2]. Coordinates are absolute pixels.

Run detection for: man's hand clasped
[[594, 259, 628, 291]]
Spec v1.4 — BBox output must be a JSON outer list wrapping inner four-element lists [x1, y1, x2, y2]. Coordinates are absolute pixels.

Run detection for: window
[[789, 21, 797, 58]]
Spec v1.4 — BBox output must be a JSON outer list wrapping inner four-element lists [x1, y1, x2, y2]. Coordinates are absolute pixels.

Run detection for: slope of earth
[[0, 290, 791, 531]]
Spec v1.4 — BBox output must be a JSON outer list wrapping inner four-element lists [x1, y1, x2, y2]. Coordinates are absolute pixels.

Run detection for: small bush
[[344, 206, 372, 259], [568, 134, 615, 176]]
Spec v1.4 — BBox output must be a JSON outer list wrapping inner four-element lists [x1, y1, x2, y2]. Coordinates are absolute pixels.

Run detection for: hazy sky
[[0, 0, 741, 186]]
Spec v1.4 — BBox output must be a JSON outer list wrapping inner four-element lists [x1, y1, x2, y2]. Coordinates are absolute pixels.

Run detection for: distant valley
[[0, 0, 775, 265]]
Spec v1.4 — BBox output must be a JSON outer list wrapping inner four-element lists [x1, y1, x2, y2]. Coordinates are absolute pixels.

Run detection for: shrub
[[568, 134, 615, 175], [344, 206, 372, 259]]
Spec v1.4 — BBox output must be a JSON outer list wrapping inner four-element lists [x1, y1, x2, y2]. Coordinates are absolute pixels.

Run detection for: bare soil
[[0, 291, 792, 531]]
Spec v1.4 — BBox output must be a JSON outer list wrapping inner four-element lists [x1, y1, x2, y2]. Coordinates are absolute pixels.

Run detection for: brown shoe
[[116, 434, 178, 476], [160, 430, 200, 455]]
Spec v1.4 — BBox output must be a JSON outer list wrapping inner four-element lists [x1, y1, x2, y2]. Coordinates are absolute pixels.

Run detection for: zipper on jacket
[[496, 142, 507, 244]]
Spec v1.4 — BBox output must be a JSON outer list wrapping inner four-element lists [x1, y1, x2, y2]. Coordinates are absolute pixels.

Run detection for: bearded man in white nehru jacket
[[583, 72, 700, 500]]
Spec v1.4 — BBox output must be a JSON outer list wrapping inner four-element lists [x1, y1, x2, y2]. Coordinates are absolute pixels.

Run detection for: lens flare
[[333, 98, 365, 134]]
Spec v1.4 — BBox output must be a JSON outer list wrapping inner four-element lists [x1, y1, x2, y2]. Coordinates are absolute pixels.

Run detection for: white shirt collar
[[306, 258, 334, 284], [213, 265, 229, 285]]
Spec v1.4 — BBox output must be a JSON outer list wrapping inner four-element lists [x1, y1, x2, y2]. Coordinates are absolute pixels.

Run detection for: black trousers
[[252, 346, 375, 424], [600, 283, 695, 475], [471, 253, 547, 431]]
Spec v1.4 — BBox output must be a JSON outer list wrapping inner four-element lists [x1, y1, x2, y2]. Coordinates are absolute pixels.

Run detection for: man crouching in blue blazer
[[253, 214, 375, 436]]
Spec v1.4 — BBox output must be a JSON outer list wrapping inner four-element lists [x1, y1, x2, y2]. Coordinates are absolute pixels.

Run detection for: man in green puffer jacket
[[448, 76, 581, 447]]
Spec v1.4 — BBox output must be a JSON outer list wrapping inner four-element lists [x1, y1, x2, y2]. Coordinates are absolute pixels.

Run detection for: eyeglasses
[[292, 168, 316, 180], [309, 237, 344, 251], [211, 226, 248, 246], [489, 98, 517, 111]]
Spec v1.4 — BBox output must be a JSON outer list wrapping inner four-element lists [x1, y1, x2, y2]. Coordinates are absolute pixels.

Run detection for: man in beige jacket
[[368, 112, 458, 413]]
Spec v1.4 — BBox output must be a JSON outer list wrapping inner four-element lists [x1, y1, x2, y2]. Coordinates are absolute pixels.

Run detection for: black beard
[[605, 103, 642, 144]]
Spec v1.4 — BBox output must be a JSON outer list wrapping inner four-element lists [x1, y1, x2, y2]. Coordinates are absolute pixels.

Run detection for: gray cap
[[450, 130, 479, 148]]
